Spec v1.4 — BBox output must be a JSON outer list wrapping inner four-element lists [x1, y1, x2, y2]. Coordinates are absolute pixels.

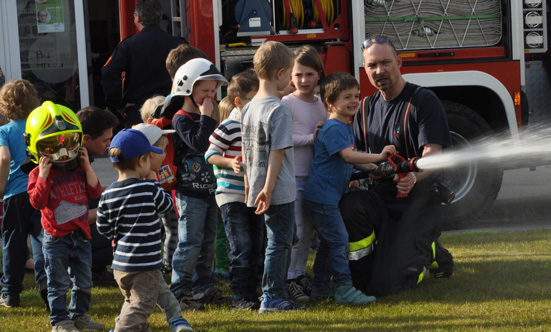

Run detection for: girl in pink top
[[282, 45, 328, 303]]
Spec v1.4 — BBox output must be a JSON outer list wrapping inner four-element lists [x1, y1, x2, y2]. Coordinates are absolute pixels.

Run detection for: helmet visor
[[36, 132, 81, 161]]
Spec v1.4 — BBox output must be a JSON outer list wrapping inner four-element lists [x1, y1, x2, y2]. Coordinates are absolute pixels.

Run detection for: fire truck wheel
[[439, 101, 504, 230], [520, 90, 529, 127]]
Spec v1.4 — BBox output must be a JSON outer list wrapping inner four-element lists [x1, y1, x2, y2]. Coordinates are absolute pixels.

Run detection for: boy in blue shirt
[[304, 72, 395, 305]]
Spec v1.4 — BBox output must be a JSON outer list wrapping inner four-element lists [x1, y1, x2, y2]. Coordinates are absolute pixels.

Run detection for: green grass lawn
[[1, 229, 551, 331]]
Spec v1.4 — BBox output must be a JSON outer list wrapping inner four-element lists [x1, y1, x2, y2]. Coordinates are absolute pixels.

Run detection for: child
[[211, 96, 233, 280], [240, 41, 302, 313], [281, 45, 328, 303], [123, 123, 195, 331], [206, 70, 264, 310], [0, 80, 47, 310], [304, 72, 395, 305], [26, 101, 104, 331], [138, 96, 180, 274], [140, 95, 165, 123], [169, 58, 229, 308], [96, 129, 189, 332]]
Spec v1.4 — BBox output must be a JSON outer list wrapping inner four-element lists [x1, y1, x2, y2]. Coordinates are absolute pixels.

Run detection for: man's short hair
[[76, 106, 119, 138], [253, 41, 294, 80], [362, 35, 397, 56], [320, 72, 360, 110], [227, 69, 259, 106], [135, 0, 162, 26], [0, 79, 39, 120], [166, 44, 209, 79]]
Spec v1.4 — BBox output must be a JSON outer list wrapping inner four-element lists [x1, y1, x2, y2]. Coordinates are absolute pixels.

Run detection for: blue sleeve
[[173, 113, 218, 153], [0, 127, 8, 147], [324, 123, 354, 156]]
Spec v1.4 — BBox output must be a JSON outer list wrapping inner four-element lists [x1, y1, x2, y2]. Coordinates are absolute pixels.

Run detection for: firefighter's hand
[[395, 172, 416, 195], [38, 156, 52, 181], [199, 96, 214, 117], [349, 180, 360, 188]]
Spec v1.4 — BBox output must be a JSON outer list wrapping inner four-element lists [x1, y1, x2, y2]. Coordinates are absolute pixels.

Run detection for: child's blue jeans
[[303, 199, 353, 289], [262, 202, 295, 299], [220, 201, 265, 298], [171, 193, 218, 298], [43, 229, 93, 326]]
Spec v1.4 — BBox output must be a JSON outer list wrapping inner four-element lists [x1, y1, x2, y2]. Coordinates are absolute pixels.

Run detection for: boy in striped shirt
[[96, 129, 190, 331], [205, 70, 264, 310]]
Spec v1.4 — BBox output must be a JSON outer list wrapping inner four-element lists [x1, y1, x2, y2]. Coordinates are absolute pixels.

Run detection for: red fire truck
[[119, 0, 547, 228]]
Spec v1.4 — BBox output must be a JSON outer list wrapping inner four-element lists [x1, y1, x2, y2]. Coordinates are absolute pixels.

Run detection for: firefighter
[[101, 0, 185, 129], [340, 36, 454, 296]]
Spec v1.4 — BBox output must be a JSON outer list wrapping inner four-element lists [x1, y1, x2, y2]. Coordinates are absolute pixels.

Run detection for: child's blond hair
[[253, 41, 294, 80], [152, 135, 168, 148], [216, 97, 234, 123], [140, 95, 165, 123], [227, 69, 259, 110], [320, 72, 359, 112]]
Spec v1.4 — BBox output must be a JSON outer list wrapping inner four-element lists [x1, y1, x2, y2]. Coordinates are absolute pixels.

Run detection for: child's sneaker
[[0, 293, 20, 307], [193, 287, 230, 305], [310, 284, 335, 301], [52, 320, 79, 332], [297, 275, 312, 296], [231, 295, 259, 310], [178, 292, 205, 311], [72, 314, 105, 331], [287, 279, 309, 303], [161, 264, 172, 275], [258, 294, 306, 313], [334, 285, 376, 306], [169, 317, 193, 332]]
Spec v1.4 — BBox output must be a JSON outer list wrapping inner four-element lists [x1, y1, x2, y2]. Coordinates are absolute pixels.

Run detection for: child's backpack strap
[[399, 86, 423, 159]]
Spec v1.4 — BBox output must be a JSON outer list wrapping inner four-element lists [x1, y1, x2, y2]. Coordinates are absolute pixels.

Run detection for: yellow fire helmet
[[24, 101, 83, 169]]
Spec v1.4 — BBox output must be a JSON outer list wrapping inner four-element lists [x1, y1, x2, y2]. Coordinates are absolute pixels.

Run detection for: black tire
[[520, 90, 529, 127], [439, 101, 504, 230]]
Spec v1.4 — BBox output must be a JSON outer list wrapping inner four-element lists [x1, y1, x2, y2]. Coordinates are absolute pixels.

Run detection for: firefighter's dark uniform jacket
[[101, 25, 185, 111]]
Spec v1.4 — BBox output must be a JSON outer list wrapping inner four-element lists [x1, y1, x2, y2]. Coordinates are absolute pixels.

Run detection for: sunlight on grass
[[1, 229, 550, 331]]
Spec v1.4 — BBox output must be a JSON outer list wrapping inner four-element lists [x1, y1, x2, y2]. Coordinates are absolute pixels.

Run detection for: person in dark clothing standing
[[340, 36, 453, 297], [101, 0, 185, 129]]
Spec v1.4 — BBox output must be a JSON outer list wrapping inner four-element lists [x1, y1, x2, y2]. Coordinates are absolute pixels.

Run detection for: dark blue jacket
[[101, 26, 185, 110]]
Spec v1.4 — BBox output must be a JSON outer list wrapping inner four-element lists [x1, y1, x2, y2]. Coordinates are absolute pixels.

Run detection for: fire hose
[[350, 155, 455, 203]]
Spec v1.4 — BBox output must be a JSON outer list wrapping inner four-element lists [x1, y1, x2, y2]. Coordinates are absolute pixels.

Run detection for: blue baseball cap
[[109, 129, 164, 162]]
